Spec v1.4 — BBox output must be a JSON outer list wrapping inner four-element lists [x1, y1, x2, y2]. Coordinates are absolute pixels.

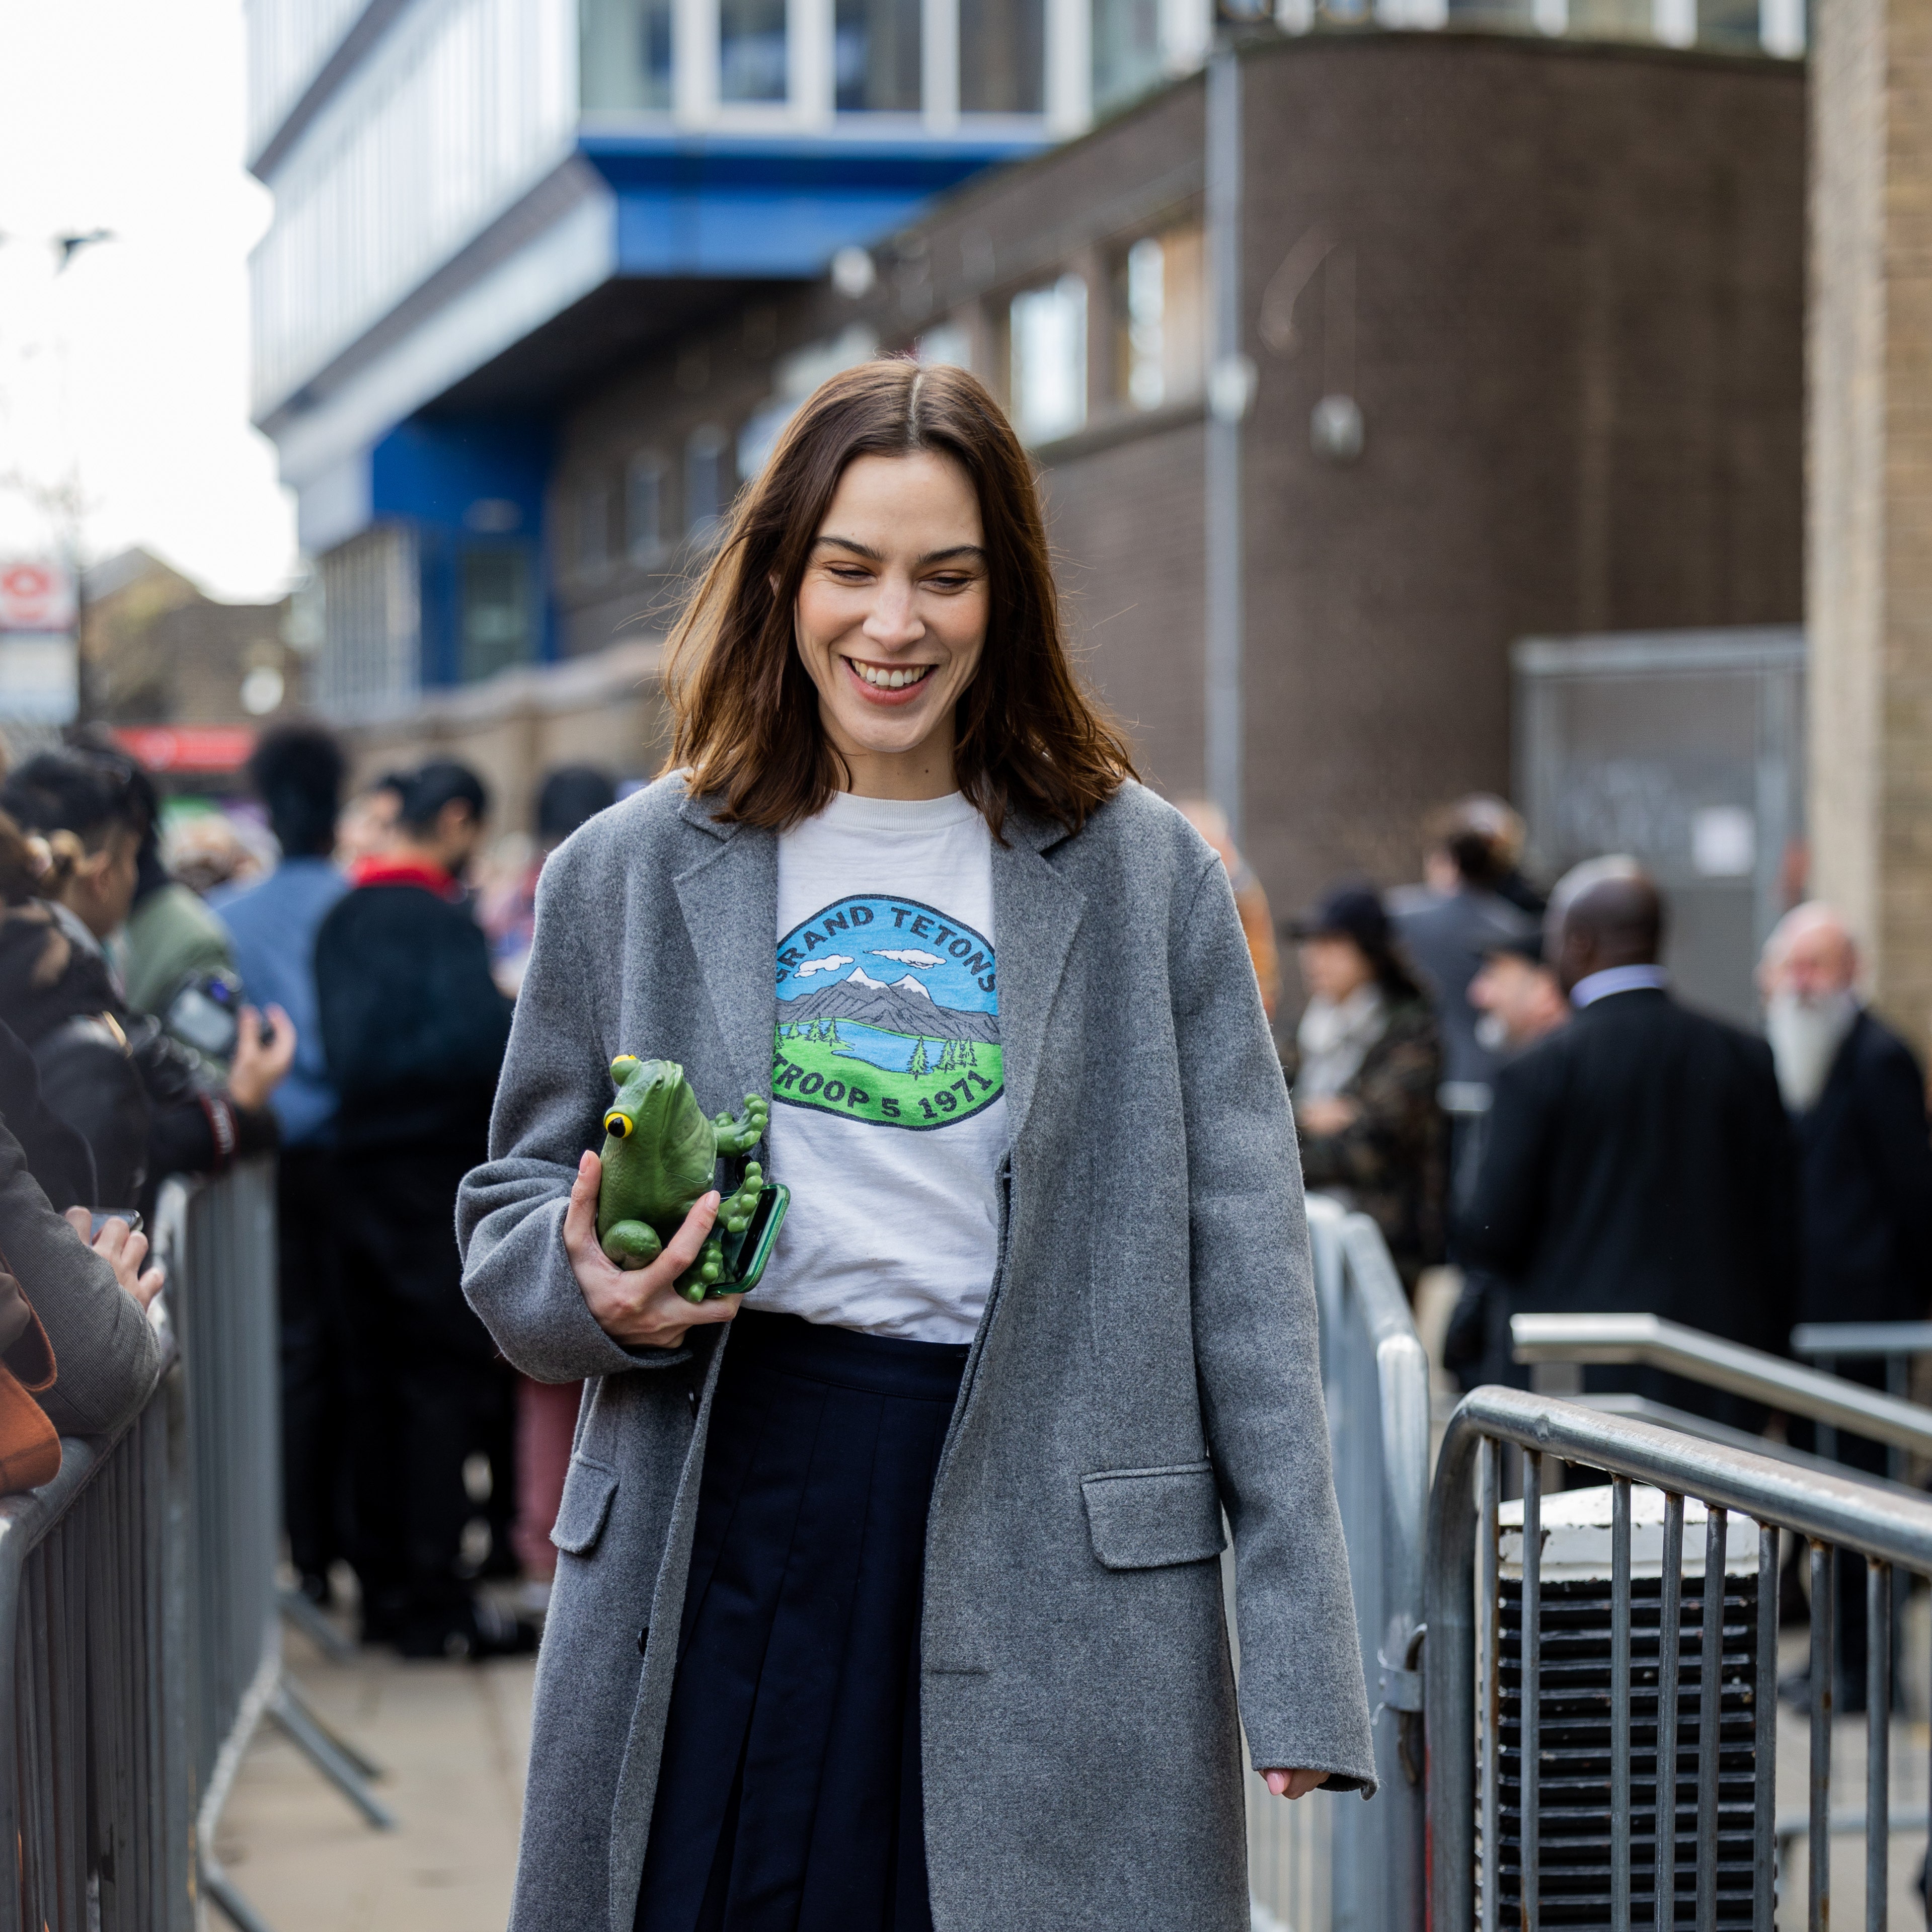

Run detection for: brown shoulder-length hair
[[661, 357, 1136, 839]]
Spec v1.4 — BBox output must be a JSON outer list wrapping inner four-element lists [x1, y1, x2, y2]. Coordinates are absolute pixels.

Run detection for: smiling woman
[[456, 357, 1376, 1932]]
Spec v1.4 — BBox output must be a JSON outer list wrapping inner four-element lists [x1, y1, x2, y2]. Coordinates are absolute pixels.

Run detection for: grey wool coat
[[456, 774, 1376, 1932]]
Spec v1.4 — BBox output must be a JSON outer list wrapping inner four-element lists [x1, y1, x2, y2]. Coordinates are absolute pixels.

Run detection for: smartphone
[[717, 1183, 789, 1298], [89, 1210, 144, 1240]]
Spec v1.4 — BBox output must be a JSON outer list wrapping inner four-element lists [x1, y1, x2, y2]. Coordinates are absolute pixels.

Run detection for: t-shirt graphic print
[[758, 787, 1006, 1343], [772, 894, 1000, 1131]]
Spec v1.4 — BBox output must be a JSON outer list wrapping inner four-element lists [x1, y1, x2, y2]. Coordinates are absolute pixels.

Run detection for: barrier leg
[[267, 1676, 397, 1829], [278, 1587, 356, 1664], [201, 1860, 278, 1932], [274, 1672, 385, 1781]]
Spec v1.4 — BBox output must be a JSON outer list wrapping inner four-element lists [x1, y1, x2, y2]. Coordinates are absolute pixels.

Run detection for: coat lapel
[[672, 799, 778, 1107], [991, 814, 1087, 1149]]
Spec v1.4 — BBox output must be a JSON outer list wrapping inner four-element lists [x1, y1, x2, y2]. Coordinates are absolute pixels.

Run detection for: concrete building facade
[[1808, 0, 1932, 1052]]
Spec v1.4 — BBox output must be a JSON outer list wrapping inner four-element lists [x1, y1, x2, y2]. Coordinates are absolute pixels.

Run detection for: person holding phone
[[457, 361, 1374, 1932]]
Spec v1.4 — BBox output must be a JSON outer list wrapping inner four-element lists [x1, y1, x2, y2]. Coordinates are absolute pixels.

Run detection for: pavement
[[211, 1605, 536, 1932]]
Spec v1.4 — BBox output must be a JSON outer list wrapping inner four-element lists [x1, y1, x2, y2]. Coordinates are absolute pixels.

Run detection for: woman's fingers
[[1262, 1768, 1329, 1800], [131, 1266, 165, 1311], [564, 1151, 601, 1256], [657, 1192, 720, 1278]]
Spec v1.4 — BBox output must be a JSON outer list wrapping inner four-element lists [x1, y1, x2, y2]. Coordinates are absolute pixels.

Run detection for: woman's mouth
[[843, 658, 936, 703]]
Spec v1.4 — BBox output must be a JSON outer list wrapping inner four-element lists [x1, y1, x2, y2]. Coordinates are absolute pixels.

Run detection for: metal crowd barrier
[[1792, 1323, 1932, 1477], [0, 1310, 187, 1932], [1427, 1385, 1932, 1932], [156, 1163, 392, 1932], [1243, 1196, 1429, 1932], [0, 1160, 388, 1932]]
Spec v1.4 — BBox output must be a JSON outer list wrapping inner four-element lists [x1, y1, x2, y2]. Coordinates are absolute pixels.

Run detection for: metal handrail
[[1509, 1310, 1932, 1456], [1792, 1321, 1932, 1360], [1426, 1385, 1932, 1932]]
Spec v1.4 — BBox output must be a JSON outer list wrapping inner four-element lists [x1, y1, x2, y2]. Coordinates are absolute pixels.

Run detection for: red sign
[[0, 561, 76, 633], [110, 726, 257, 773]]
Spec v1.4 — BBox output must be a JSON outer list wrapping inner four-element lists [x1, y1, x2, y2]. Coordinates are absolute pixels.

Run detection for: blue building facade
[[246, 0, 1144, 715]]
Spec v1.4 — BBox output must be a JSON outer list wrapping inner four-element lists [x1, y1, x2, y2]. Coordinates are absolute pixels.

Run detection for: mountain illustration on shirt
[[773, 892, 1002, 1131]]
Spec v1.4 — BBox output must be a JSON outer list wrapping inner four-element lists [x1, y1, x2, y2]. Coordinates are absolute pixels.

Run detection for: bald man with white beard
[[1759, 905, 1932, 1333], [1758, 906, 1932, 1711]]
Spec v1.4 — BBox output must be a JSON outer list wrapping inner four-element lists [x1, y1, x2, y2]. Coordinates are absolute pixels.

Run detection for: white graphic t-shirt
[[758, 789, 1006, 1343]]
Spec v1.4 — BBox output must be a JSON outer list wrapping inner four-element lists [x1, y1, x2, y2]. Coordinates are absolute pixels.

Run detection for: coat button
[[638, 1625, 649, 1657], [687, 1388, 699, 1415]]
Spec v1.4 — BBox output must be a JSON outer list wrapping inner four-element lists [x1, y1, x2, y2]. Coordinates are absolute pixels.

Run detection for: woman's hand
[[564, 1150, 741, 1351], [1262, 1769, 1330, 1800], [228, 1004, 296, 1111], [65, 1208, 166, 1310]]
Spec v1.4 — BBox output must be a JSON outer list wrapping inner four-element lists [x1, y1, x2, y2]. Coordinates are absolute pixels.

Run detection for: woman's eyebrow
[[811, 535, 986, 565]]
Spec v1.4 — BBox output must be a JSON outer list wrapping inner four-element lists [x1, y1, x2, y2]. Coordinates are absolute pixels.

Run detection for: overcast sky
[[0, 0, 296, 602]]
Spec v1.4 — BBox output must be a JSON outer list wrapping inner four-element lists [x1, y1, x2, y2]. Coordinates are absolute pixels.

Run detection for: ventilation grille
[[1486, 1572, 1760, 1931]]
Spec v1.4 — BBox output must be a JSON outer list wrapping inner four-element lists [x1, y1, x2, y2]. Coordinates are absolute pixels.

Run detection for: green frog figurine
[[596, 1055, 785, 1302]]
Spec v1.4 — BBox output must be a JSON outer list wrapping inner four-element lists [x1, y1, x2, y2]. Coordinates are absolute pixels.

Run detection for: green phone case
[[716, 1182, 789, 1297]]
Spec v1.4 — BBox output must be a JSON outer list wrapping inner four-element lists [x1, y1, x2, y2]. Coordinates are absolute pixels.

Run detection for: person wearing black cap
[[1442, 928, 1569, 1389], [1286, 883, 1445, 1290]]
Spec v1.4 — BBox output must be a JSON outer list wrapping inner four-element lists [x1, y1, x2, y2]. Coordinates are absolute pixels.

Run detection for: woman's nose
[[863, 578, 924, 647]]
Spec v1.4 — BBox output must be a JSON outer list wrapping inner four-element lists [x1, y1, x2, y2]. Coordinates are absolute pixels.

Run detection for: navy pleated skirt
[[633, 1309, 969, 1932]]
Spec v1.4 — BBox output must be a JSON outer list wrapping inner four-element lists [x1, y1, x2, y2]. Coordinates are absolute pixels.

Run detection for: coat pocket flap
[[551, 1454, 619, 1556], [1080, 1462, 1226, 1571]]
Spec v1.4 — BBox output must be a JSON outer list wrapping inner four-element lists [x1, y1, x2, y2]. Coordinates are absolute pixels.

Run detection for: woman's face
[[793, 450, 989, 796], [1297, 934, 1374, 1006]]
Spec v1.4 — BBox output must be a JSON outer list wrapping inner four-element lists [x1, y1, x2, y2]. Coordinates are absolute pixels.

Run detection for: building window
[[1009, 273, 1088, 443], [627, 452, 669, 564], [1092, 0, 1164, 117], [721, 0, 789, 101], [686, 427, 729, 538], [960, 0, 1044, 111], [836, 0, 921, 109], [461, 547, 530, 683], [1113, 225, 1204, 410], [576, 485, 611, 576], [581, 0, 675, 110]]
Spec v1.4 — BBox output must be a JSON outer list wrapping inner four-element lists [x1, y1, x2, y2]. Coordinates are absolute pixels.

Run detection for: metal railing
[[1510, 1311, 1932, 1461], [156, 1163, 392, 1932], [1244, 1196, 1430, 1932], [0, 1311, 188, 1932], [1791, 1323, 1932, 1477], [1, 1159, 389, 1932], [1427, 1385, 1932, 1932]]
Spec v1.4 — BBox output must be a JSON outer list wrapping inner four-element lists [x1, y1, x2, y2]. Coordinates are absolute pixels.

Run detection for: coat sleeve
[[1458, 1047, 1556, 1277], [457, 849, 690, 1383], [0, 1114, 160, 1436], [1860, 1031, 1932, 1301], [1172, 855, 1378, 1793]]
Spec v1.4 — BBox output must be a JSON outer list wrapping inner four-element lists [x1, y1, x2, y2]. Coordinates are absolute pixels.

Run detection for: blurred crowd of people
[[1234, 794, 1932, 1693], [6, 745, 1929, 1685], [0, 724, 624, 1661]]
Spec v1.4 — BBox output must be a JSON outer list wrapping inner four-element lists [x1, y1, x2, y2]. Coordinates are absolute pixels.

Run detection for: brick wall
[[550, 34, 1805, 955]]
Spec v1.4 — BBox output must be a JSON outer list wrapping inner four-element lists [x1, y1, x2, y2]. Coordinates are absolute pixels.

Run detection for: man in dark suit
[[1461, 857, 1800, 1428]]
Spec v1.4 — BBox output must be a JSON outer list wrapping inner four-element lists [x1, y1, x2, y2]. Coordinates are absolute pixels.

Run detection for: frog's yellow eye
[[603, 1111, 632, 1139]]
